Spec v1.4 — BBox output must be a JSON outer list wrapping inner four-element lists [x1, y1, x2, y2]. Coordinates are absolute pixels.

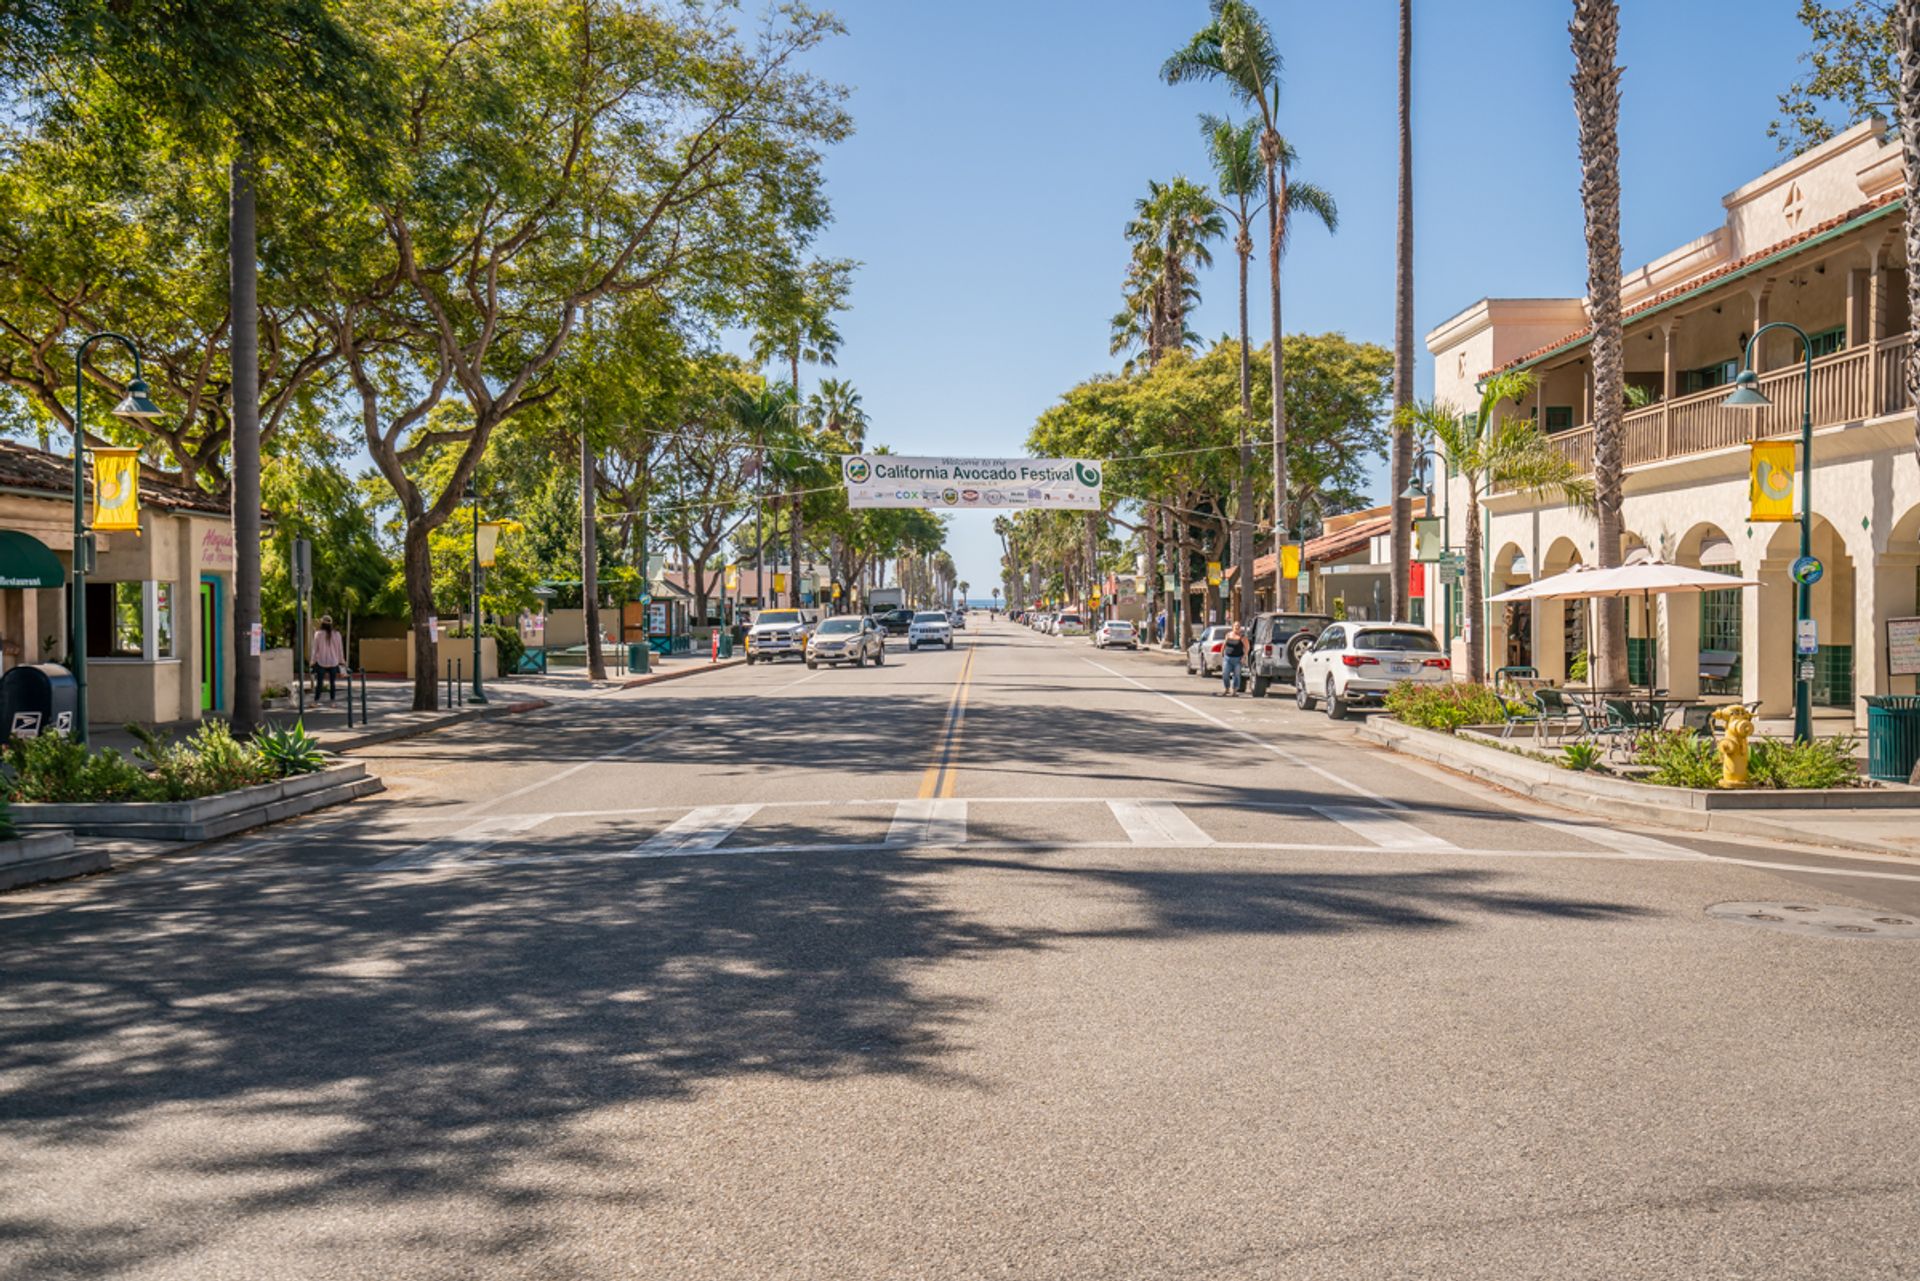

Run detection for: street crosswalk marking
[[887, 798, 967, 847], [375, 814, 550, 870], [1109, 799, 1214, 847], [633, 804, 763, 857], [1313, 804, 1459, 851], [1527, 819, 1708, 860]]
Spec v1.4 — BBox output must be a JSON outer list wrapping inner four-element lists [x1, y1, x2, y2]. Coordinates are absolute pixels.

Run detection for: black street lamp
[[1723, 323, 1814, 745], [70, 332, 162, 747]]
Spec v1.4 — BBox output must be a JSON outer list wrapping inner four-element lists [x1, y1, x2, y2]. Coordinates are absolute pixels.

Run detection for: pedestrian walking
[[1220, 622, 1247, 697], [310, 615, 345, 701]]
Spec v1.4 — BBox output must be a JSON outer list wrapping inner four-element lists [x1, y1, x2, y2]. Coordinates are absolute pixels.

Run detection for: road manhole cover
[[1707, 902, 1920, 940]]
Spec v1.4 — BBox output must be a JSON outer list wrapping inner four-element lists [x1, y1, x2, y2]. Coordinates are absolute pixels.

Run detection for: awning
[[0, 530, 65, 588]]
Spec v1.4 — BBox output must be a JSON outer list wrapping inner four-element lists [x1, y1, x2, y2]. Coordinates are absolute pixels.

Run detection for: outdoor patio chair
[[1531, 688, 1591, 744], [1600, 698, 1665, 761], [1676, 703, 1717, 739], [1498, 693, 1545, 741]]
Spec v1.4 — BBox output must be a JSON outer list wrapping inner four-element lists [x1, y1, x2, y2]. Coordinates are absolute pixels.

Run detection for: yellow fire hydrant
[[1711, 704, 1754, 789]]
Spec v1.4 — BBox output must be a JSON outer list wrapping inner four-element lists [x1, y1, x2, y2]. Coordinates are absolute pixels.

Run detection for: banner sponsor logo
[[843, 456, 1102, 510], [1749, 441, 1797, 522], [91, 448, 142, 532]]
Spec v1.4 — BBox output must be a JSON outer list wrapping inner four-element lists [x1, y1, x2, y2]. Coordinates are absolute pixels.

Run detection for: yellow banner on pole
[[1205, 561, 1222, 587], [91, 449, 141, 532], [724, 564, 739, 591], [773, 572, 787, 593], [1749, 440, 1797, 522], [1280, 543, 1302, 580]]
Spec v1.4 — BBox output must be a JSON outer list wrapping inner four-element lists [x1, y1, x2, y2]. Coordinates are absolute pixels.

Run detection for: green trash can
[[627, 641, 650, 674], [1864, 695, 1920, 782], [717, 633, 733, 658]]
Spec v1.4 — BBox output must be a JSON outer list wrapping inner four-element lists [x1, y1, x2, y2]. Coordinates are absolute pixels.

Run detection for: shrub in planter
[[1633, 730, 1720, 789], [1749, 736, 1860, 789], [1560, 742, 1603, 772], [4, 732, 150, 802], [183, 720, 275, 793], [254, 721, 328, 777], [1383, 681, 1506, 733]]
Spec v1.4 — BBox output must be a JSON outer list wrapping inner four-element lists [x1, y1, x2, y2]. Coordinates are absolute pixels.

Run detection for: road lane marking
[[375, 814, 550, 870], [918, 637, 979, 799], [887, 798, 968, 846], [1110, 799, 1214, 847], [1314, 804, 1458, 851], [633, 804, 763, 856], [1528, 819, 1709, 860]]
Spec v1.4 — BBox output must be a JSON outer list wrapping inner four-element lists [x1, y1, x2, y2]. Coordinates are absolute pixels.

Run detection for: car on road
[[745, 608, 816, 664], [1054, 613, 1086, 636], [873, 608, 915, 636], [1247, 611, 1335, 697], [950, 610, 967, 630], [1186, 624, 1231, 676], [1094, 619, 1138, 649], [1293, 622, 1450, 719], [807, 616, 886, 669], [907, 609, 955, 650]]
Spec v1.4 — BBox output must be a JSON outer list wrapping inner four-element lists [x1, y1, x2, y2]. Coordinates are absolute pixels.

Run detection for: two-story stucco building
[[1426, 119, 1920, 729]]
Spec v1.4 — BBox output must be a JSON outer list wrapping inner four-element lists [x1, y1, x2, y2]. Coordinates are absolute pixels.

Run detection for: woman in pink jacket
[[310, 616, 345, 701]]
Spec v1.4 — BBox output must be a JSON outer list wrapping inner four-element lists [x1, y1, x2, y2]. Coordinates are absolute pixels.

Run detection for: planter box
[[1362, 719, 1920, 812], [0, 830, 106, 891], [9, 762, 383, 841]]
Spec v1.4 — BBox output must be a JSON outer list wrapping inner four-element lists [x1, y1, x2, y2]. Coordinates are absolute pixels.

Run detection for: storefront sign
[[842, 455, 1103, 510], [199, 528, 236, 570], [1888, 617, 1920, 677]]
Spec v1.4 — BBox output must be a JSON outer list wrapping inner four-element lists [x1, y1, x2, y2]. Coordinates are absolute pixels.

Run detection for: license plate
[[1390, 662, 1416, 676]]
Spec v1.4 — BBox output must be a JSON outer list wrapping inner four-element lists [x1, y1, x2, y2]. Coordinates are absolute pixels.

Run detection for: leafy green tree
[[1396, 371, 1595, 684], [1771, 1, 1898, 153]]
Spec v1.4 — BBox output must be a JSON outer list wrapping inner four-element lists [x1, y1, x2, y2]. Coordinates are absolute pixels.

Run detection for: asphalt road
[[4, 616, 1919, 1279]]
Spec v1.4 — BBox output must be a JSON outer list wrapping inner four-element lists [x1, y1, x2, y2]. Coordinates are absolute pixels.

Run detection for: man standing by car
[[1220, 622, 1247, 697]]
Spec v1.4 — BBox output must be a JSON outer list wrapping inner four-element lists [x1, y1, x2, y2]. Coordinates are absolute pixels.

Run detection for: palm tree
[[1572, 0, 1627, 689], [1112, 178, 1224, 368], [730, 384, 800, 608], [1201, 113, 1263, 622], [1901, 0, 1920, 465], [1396, 371, 1595, 684], [1164, 1, 1337, 612], [806, 378, 867, 450], [751, 258, 850, 398], [1388, 0, 1415, 623]]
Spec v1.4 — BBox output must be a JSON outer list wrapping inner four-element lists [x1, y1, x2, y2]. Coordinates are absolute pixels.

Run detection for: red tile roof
[[1482, 189, 1905, 379], [1227, 513, 1396, 581], [0, 437, 231, 516]]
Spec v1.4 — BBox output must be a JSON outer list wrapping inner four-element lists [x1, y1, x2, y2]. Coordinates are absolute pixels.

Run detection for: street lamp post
[[1400, 444, 1451, 655], [1723, 322, 1814, 744], [69, 332, 162, 747], [468, 473, 488, 704]]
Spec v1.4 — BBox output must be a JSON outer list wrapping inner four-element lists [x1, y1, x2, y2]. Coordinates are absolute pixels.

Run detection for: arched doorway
[[1757, 515, 1855, 714], [1670, 522, 1743, 699], [1491, 542, 1531, 673], [1536, 537, 1584, 684]]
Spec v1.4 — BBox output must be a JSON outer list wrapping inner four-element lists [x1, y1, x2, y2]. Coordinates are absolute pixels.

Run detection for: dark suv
[[873, 608, 915, 636], [1248, 611, 1335, 697]]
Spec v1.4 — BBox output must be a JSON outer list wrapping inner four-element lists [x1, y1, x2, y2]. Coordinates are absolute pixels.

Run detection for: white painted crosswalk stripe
[[633, 805, 763, 856], [1527, 819, 1708, 860], [1108, 799, 1214, 847], [887, 799, 967, 847], [1313, 804, 1458, 851], [375, 814, 549, 870]]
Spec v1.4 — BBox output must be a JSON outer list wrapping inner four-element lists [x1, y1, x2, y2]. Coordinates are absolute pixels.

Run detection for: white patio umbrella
[[1488, 559, 1759, 693]]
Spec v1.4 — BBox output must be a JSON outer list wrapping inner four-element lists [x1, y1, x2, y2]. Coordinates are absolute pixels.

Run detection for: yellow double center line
[[918, 635, 978, 799]]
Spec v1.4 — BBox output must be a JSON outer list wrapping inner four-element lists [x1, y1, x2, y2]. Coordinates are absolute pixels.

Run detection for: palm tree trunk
[[788, 498, 802, 608], [230, 142, 264, 730], [1143, 504, 1160, 643], [1388, 0, 1415, 624], [1265, 149, 1291, 612], [1463, 484, 1485, 685], [1899, 0, 1920, 465], [1236, 238, 1257, 622], [1573, 0, 1627, 689], [581, 430, 606, 681]]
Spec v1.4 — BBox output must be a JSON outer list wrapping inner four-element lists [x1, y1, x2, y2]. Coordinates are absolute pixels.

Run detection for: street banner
[[1749, 441, 1797, 522], [1414, 517, 1442, 563], [841, 454, 1103, 510], [1205, 561, 1222, 587], [1162, 572, 1175, 593], [91, 448, 141, 532], [725, 564, 739, 591], [1280, 543, 1302, 580], [773, 572, 787, 593], [1410, 562, 1426, 598]]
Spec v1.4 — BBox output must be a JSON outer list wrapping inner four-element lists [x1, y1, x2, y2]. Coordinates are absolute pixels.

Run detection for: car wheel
[[745, 654, 756, 665], [1295, 678, 1314, 710], [1286, 633, 1314, 676], [853, 651, 866, 668], [1251, 674, 1270, 698], [945, 640, 954, 650], [806, 659, 817, 670], [1325, 676, 1347, 720], [874, 647, 886, 666]]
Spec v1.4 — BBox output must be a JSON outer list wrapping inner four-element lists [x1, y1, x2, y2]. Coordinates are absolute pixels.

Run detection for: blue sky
[[765, 0, 1823, 594]]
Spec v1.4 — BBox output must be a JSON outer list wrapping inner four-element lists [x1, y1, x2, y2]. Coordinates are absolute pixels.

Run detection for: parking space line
[[1109, 799, 1214, 847], [1314, 804, 1458, 851], [633, 804, 763, 856]]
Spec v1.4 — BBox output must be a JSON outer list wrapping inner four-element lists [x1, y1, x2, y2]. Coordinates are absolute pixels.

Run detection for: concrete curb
[[0, 831, 107, 891], [1356, 719, 1920, 859], [10, 764, 384, 842], [620, 656, 747, 690]]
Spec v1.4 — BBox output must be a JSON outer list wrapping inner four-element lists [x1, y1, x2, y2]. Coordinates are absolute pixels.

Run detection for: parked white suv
[[907, 610, 954, 651], [1293, 622, 1450, 719]]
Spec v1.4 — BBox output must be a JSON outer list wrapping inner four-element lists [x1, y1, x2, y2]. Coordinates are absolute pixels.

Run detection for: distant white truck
[[866, 587, 905, 613]]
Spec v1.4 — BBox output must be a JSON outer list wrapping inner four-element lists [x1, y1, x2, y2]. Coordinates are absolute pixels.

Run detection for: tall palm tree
[[1388, 0, 1415, 623], [1164, 1, 1337, 611], [1902, 0, 1920, 465], [1571, 0, 1627, 689], [1202, 113, 1262, 621], [1397, 371, 1594, 684], [1112, 178, 1223, 368], [806, 378, 867, 450]]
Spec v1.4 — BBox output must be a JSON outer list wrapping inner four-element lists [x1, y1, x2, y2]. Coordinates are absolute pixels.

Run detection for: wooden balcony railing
[[1525, 333, 1911, 484]]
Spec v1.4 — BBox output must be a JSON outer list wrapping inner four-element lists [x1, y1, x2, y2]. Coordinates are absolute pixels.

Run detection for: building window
[[84, 581, 176, 660], [1681, 360, 1740, 394], [1699, 566, 1743, 694], [1798, 327, 1845, 360], [1544, 406, 1575, 432]]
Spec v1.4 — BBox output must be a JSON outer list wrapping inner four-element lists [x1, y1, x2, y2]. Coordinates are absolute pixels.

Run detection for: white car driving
[[1293, 622, 1450, 719], [1094, 619, 1137, 649], [907, 610, 954, 651]]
